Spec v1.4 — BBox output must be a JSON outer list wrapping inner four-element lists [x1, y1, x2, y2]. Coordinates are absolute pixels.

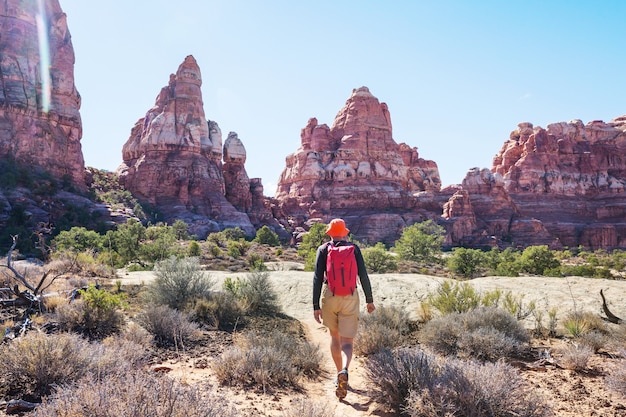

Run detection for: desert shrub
[[393, 220, 445, 263], [363, 242, 398, 273], [90, 335, 152, 375], [55, 286, 126, 339], [607, 350, 626, 397], [447, 247, 486, 278], [366, 347, 549, 417], [404, 358, 551, 417], [559, 343, 593, 371], [532, 307, 558, 338], [190, 292, 246, 331], [426, 281, 481, 314], [281, 397, 335, 417], [145, 256, 214, 310], [563, 310, 607, 338], [578, 330, 609, 352], [137, 304, 200, 347], [365, 347, 438, 414], [420, 307, 529, 360], [119, 321, 154, 348], [34, 370, 237, 417], [213, 330, 322, 388], [243, 330, 323, 378], [224, 271, 281, 315], [0, 332, 93, 399], [355, 305, 413, 356]]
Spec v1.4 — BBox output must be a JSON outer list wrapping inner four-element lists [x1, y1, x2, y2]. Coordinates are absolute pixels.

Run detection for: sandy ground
[[118, 269, 626, 416]]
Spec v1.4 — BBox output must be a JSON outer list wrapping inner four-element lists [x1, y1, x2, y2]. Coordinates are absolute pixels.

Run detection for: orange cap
[[325, 218, 350, 236]]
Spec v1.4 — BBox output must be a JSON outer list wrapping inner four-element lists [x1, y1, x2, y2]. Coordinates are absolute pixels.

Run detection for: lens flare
[[36, 0, 51, 113]]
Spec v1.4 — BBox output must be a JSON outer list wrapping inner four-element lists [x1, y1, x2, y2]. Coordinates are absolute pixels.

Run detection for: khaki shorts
[[321, 286, 360, 338]]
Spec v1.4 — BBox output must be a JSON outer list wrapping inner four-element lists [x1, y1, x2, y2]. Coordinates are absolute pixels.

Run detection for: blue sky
[[61, 0, 626, 195]]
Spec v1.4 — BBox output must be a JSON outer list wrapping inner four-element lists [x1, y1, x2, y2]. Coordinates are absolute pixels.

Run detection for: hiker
[[312, 218, 375, 399]]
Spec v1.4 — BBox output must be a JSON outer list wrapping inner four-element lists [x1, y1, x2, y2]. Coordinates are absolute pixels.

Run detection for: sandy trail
[[118, 269, 626, 416]]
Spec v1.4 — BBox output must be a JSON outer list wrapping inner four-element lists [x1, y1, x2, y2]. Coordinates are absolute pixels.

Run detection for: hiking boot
[[335, 368, 348, 399]]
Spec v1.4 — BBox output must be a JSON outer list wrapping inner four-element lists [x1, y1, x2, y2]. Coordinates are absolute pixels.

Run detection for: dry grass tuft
[[365, 347, 551, 417], [213, 329, 322, 389], [558, 343, 594, 371], [34, 370, 237, 417]]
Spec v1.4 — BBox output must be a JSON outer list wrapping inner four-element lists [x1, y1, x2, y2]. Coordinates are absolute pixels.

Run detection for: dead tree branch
[[600, 289, 623, 324]]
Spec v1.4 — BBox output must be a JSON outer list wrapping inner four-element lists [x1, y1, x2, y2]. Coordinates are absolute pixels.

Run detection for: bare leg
[[329, 329, 354, 372]]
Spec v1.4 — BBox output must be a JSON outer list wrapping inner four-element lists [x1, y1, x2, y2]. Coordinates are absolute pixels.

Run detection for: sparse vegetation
[[355, 305, 415, 356], [419, 306, 530, 360], [213, 329, 322, 389], [365, 347, 550, 417], [136, 304, 200, 348], [34, 370, 237, 417], [145, 256, 214, 310]]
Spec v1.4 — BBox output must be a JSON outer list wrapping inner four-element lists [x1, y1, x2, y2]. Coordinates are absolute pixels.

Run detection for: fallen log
[[600, 289, 623, 324]]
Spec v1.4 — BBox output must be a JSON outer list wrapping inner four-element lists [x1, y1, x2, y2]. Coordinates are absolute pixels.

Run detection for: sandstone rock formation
[[444, 117, 626, 250], [117, 56, 257, 237], [276, 86, 442, 243], [0, 0, 85, 187]]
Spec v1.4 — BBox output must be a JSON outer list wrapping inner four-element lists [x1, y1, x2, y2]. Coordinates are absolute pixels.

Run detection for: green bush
[[253, 225, 280, 246], [227, 238, 251, 258], [55, 286, 126, 339], [447, 247, 486, 278], [519, 245, 560, 275], [51, 227, 104, 253], [393, 220, 444, 263], [426, 281, 481, 314], [187, 240, 201, 257], [145, 256, 214, 310], [363, 242, 397, 273]]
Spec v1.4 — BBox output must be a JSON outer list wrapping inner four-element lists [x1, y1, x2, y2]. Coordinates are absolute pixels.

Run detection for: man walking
[[313, 218, 375, 399]]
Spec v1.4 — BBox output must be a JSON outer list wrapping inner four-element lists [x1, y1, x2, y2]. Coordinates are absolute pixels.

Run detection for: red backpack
[[326, 242, 358, 296]]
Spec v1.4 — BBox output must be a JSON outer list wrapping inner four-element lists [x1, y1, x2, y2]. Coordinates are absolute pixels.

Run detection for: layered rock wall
[[276, 86, 442, 243], [117, 56, 256, 237], [0, 0, 85, 187], [445, 117, 626, 250]]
